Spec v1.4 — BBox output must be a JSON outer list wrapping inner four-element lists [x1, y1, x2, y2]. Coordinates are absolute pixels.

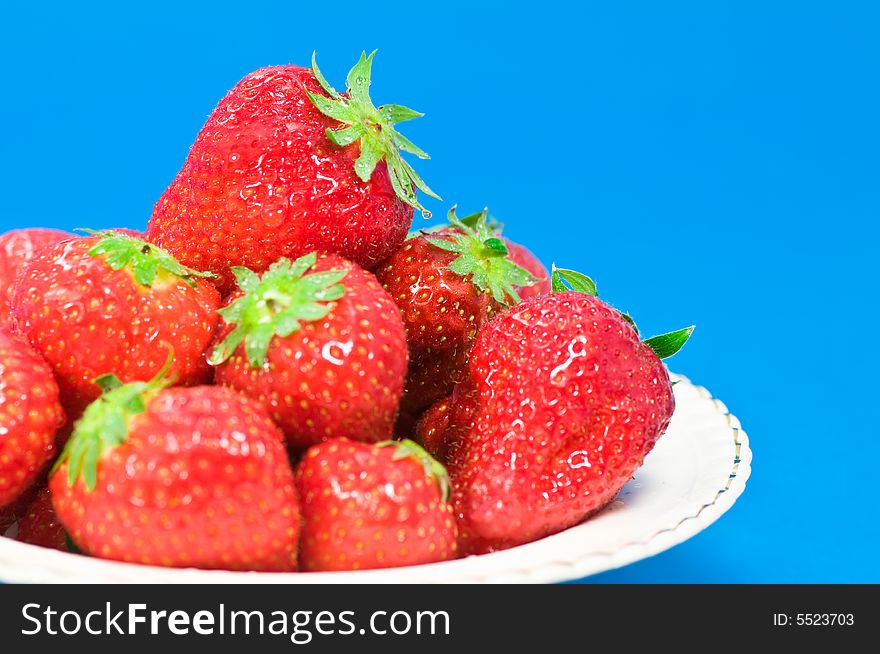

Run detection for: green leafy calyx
[[379, 439, 451, 502], [551, 265, 598, 297], [425, 207, 538, 306], [208, 253, 348, 368], [642, 326, 695, 359], [551, 264, 694, 360], [85, 230, 214, 288], [307, 51, 440, 214], [51, 352, 175, 492]]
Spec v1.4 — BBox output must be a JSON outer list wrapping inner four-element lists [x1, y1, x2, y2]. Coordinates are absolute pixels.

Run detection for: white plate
[[0, 374, 750, 583]]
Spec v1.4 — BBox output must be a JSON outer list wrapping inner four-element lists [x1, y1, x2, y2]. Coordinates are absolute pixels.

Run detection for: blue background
[[1, 2, 876, 582]]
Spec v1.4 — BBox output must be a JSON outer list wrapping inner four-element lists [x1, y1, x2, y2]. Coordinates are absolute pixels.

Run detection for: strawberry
[[295, 438, 457, 571], [0, 228, 70, 328], [50, 368, 300, 571], [11, 231, 220, 433], [147, 52, 438, 293], [0, 331, 63, 509], [16, 487, 70, 551], [209, 252, 407, 450], [376, 207, 547, 413], [447, 269, 693, 553]]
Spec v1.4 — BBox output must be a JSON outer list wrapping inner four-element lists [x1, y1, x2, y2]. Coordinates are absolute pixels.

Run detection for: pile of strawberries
[[0, 52, 692, 573]]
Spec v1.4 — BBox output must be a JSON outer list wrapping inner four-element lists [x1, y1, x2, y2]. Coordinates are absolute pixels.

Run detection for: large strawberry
[[0, 228, 70, 328], [447, 268, 693, 553], [376, 207, 548, 413], [147, 52, 438, 293], [0, 331, 63, 509], [209, 252, 407, 450], [11, 231, 220, 431], [50, 369, 300, 571], [296, 438, 457, 571]]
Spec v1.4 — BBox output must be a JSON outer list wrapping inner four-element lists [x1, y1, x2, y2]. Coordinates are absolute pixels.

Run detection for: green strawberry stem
[[83, 230, 214, 288], [425, 207, 538, 306], [642, 326, 695, 359], [551, 265, 598, 296], [208, 253, 348, 368], [52, 350, 176, 491], [378, 439, 451, 502], [307, 51, 440, 215], [551, 264, 694, 360]]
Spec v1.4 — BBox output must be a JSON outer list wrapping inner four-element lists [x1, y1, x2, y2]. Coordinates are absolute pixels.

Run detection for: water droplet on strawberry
[[262, 205, 286, 228]]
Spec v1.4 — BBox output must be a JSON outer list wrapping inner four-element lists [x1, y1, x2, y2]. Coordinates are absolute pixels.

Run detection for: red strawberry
[[147, 52, 438, 293], [0, 331, 63, 508], [16, 487, 69, 551], [11, 231, 220, 432], [209, 252, 407, 450], [447, 275, 693, 554], [0, 228, 70, 328], [296, 438, 457, 571], [50, 371, 300, 571], [376, 208, 546, 413]]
